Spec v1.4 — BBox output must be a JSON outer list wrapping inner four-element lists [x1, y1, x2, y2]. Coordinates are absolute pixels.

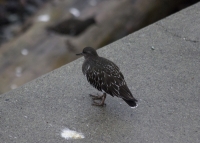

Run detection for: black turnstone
[[76, 47, 138, 108], [46, 17, 96, 36]]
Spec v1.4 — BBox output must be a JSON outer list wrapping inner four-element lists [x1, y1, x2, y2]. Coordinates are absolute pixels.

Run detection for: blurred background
[[0, 0, 199, 94]]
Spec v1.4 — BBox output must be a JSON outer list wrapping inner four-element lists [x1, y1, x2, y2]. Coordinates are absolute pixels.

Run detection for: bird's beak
[[76, 52, 83, 56]]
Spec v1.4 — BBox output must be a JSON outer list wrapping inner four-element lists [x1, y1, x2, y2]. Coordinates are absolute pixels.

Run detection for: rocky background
[[0, 0, 199, 94]]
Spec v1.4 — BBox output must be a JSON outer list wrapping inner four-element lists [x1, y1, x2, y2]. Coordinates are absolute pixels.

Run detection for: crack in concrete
[[155, 23, 199, 44]]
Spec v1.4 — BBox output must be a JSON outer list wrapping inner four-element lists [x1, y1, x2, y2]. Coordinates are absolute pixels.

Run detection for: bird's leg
[[89, 93, 104, 100], [89, 93, 107, 106]]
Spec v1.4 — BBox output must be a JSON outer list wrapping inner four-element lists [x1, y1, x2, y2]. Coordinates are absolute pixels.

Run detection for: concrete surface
[[0, 2, 200, 143]]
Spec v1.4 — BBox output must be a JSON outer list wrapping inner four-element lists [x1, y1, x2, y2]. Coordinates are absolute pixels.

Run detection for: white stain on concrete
[[61, 128, 84, 140]]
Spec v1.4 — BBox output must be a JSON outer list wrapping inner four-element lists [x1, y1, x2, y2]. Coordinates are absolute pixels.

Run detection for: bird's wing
[[101, 66, 134, 100], [86, 62, 134, 100]]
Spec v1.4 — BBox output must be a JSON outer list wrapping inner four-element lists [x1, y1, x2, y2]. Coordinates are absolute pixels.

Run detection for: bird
[[76, 47, 138, 108], [46, 17, 96, 36]]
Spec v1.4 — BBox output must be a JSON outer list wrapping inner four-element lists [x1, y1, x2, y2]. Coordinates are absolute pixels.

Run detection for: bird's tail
[[123, 98, 138, 108]]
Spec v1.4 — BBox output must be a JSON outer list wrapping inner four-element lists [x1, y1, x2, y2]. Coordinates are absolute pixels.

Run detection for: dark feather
[[122, 99, 138, 107]]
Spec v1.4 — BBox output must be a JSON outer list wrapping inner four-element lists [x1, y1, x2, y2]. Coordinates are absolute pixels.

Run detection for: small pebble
[[151, 46, 155, 50]]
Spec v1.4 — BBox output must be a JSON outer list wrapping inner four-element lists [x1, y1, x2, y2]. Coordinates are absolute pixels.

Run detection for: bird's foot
[[89, 93, 104, 100], [92, 101, 106, 106], [89, 93, 107, 106]]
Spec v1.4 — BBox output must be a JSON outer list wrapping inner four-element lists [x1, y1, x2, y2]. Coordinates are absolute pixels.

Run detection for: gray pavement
[[1, 2, 200, 143]]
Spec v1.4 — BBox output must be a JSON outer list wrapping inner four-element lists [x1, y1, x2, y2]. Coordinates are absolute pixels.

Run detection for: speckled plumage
[[77, 47, 138, 107]]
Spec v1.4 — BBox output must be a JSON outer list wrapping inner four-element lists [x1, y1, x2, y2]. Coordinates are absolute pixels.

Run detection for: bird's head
[[76, 47, 98, 59]]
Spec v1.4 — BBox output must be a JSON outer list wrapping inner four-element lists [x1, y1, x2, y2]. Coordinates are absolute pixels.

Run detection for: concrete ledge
[[1, 2, 200, 143]]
